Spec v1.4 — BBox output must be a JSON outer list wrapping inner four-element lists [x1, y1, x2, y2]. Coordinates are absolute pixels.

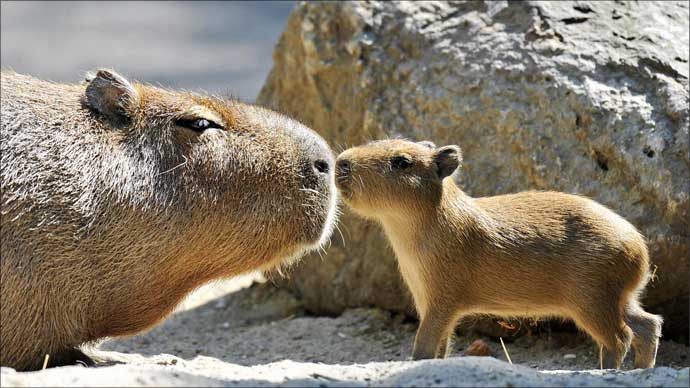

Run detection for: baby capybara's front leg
[[412, 308, 458, 360], [436, 334, 453, 358]]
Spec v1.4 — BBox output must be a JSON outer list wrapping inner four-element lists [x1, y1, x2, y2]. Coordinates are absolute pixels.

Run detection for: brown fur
[[0, 70, 338, 370], [335, 139, 661, 369]]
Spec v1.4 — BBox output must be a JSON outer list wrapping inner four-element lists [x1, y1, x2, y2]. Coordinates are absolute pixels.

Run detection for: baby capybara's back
[[471, 191, 649, 309]]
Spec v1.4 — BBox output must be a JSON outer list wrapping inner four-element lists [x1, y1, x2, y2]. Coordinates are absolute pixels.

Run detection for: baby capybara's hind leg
[[624, 303, 662, 368], [573, 307, 632, 369]]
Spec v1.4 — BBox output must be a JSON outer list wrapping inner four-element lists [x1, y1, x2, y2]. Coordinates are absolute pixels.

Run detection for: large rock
[[257, 1, 689, 336]]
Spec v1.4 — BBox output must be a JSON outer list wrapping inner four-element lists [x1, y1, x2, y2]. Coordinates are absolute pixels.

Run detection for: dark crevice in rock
[[593, 150, 609, 171], [613, 31, 636, 41], [561, 17, 589, 24], [640, 57, 688, 80], [311, 74, 333, 112]]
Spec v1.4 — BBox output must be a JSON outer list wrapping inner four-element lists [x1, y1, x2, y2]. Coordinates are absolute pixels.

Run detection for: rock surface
[[257, 0, 690, 335]]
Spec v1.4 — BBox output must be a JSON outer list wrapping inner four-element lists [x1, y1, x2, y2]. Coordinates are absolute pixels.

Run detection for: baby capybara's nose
[[336, 158, 351, 176]]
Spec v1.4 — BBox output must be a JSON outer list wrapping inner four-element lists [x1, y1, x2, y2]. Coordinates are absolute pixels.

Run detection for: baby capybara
[[335, 139, 661, 369]]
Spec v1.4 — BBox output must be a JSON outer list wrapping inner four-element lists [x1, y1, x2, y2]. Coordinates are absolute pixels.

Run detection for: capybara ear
[[85, 69, 139, 125], [433, 145, 462, 179]]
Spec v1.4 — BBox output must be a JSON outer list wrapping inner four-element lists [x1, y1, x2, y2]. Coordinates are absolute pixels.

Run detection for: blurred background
[[0, 1, 295, 102]]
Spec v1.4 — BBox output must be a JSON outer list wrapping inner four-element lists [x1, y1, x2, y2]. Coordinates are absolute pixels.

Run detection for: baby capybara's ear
[[84, 69, 139, 125], [433, 145, 462, 179]]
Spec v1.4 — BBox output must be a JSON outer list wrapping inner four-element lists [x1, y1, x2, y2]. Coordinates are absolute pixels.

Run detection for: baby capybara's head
[[335, 139, 461, 218], [83, 69, 337, 273]]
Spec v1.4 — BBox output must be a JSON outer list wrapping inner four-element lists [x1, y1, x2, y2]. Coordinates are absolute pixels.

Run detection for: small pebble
[[464, 339, 493, 357], [563, 354, 577, 360]]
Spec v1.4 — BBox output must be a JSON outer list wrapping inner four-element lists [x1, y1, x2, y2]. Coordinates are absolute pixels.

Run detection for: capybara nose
[[313, 159, 330, 175], [336, 159, 351, 176], [286, 121, 334, 182]]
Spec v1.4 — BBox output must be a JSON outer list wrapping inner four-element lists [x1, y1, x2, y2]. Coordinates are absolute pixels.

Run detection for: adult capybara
[[0, 69, 338, 370], [335, 139, 661, 369]]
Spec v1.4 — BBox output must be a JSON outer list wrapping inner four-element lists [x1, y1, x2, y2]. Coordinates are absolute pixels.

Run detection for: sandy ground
[[2, 277, 688, 387]]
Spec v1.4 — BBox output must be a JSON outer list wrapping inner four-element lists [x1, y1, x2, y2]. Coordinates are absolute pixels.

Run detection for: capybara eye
[[194, 119, 210, 130], [176, 117, 222, 132], [391, 155, 412, 170]]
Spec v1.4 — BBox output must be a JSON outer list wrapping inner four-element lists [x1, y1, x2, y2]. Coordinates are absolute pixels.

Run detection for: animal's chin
[[261, 183, 338, 274], [267, 186, 339, 273], [334, 178, 351, 197], [260, 230, 331, 276], [338, 192, 360, 211]]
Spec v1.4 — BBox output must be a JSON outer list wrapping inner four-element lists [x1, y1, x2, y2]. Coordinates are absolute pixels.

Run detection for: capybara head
[[335, 139, 461, 218], [81, 69, 338, 271], [1, 68, 342, 370]]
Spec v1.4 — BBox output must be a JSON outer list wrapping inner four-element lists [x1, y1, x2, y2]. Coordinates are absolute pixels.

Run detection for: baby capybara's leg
[[624, 303, 662, 369], [573, 307, 632, 369], [599, 325, 632, 370], [436, 332, 454, 358], [412, 309, 458, 360]]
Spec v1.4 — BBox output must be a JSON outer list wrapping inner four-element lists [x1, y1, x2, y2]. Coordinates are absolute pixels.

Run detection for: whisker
[[335, 222, 346, 247], [299, 188, 320, 195], [155, 156, 188, 177]]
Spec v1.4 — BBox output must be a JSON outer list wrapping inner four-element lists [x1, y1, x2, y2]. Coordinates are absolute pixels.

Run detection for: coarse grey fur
[[0, 69, 337, 371]]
